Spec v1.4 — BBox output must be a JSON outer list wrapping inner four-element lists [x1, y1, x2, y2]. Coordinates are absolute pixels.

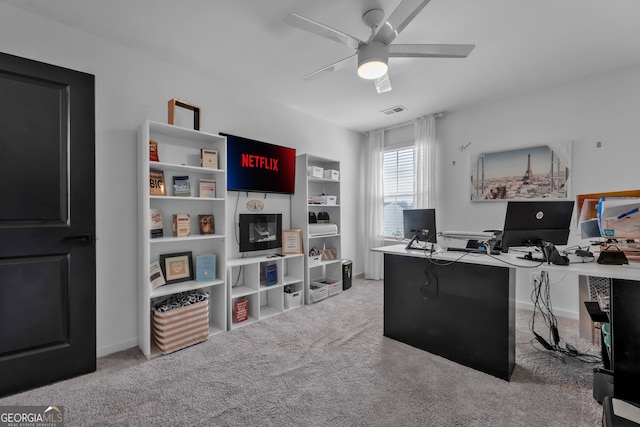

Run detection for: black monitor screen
[[500, 201, 574, 251], [403, 209, 437, 243]]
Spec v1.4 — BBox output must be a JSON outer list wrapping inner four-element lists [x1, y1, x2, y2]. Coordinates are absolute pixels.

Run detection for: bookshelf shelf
[[226, 253, 304, 330], [138, 120, 228, 359], [292, 155, 343, 304]]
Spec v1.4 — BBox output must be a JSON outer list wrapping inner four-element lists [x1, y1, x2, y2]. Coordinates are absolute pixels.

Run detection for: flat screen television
[[500, 200, 574, 252], [221, 133, 296, 194], [403, 209, 437, 249], [239, 213, 282, 253]]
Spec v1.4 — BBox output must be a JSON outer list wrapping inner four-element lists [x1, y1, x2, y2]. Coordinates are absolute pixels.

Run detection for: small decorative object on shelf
[[199, 178, 216, 198], [196, 254, 216, 282], [233, 298, 249, 323], [159, 251, 194, 285], [168, 98, 200, 130], [150, 208, 163, 238], [149, 140, 159, 162], [149, 261, 166, 290], [172, 214, 191, 237], [173, 175, 191, 197], [201, 148, 218, 169], [198, 214, 214, 235], [149, 170, 166, 196]]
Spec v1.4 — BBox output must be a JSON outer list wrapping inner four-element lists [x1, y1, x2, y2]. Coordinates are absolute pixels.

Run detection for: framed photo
[[159, 251, 194, 284], [282, 229, 303, 255], [168, 98, 201, 130]]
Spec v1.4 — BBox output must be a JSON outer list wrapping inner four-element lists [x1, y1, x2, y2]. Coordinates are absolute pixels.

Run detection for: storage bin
[[327, 281, 342, 296], [307, 166, 323, 178], [311, 195, 337, 205], [284, 291, 303, 309], [152, 299, 209, 355], [309, 255, 322, 266], [323, 169, 339, 180], [310, 284, 328, 302]]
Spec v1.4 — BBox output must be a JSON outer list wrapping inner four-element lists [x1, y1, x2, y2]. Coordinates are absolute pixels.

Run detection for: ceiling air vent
[[381, 105, 407, 115]]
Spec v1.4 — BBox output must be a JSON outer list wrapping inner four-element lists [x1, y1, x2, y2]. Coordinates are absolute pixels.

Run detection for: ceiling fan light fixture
[[358, 60, 388, 80], [357, 41, 389, 80]]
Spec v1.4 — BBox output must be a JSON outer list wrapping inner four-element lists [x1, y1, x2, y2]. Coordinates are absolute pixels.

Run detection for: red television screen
[[222, 133, 296, 194]]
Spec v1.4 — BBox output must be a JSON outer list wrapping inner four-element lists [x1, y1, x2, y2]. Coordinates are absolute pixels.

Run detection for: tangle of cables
[[530, 271, 601, 363]]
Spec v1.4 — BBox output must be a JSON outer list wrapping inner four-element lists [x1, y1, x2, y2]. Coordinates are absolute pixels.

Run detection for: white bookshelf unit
[[226, 254, 304, 330], [138, 120, 227, 358], [292, 154, 343, 304]]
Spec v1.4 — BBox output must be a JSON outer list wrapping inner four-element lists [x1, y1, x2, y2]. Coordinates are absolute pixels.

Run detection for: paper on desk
[[598, 197, 640, 238]]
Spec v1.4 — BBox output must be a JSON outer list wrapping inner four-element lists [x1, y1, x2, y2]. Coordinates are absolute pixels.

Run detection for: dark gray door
[[0, 52, 96, 396]]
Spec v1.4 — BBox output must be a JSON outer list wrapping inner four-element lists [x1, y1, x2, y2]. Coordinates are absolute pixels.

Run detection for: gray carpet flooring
[[0, 278, 602, 426]]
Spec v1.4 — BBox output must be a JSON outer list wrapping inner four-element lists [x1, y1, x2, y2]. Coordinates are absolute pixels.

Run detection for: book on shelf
[[199, 178, 216, 198], [201, 148, 218, 169], [198, 214, 215, 234], [173, 175, 191, 197], [149, 140, 159, 162], [149, 170, 166, 196], [196, 254, 216, 282], [262, 263, 278, 286], [149, 261, 166, 290], [150, 208, 163, 238], [233, 298, 248, 323], [172, 214, 191, 237]]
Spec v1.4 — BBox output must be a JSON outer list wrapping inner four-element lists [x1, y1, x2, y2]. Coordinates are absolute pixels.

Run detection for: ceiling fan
[[284, 0, 475, 93]]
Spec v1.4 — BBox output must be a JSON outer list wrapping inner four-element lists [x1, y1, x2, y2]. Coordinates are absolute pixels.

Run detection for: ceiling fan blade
[[284, 13, 361, 50], [389, 44, 475, 58], [374, 73, 392, 93], [372, 0, 431, 45], [301, 53, 357, 81]]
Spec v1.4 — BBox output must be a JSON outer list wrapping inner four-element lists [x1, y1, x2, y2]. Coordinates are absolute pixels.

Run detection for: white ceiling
[[4, 0, 640, 133]]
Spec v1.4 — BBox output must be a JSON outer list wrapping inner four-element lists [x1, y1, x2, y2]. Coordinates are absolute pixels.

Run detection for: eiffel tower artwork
[[522, 153, 533, 184]]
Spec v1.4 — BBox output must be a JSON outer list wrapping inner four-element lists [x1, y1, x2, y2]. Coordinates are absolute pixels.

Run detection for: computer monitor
[[403, 209, 437, 249], [500, 200, 574, 252]]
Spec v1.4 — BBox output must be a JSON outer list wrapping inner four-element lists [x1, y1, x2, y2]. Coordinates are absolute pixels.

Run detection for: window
[[383, 146, 415, 237]]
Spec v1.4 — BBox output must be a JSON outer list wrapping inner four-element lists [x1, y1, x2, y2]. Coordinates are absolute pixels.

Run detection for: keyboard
[[446, 247, 501, 256]]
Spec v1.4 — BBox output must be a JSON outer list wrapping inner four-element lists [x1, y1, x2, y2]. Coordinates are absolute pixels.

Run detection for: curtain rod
[[382, 112, 444, 132]]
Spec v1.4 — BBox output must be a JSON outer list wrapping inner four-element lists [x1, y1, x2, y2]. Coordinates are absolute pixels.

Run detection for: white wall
[[0, 3, 365, 357], [437, 63, 640, 317]]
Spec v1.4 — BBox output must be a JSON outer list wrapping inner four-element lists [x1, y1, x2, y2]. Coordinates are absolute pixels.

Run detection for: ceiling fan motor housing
[[357, 41, 389, 79]]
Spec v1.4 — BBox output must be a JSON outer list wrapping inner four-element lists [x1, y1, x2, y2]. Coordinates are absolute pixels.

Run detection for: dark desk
[[373, 245, 640, 403]]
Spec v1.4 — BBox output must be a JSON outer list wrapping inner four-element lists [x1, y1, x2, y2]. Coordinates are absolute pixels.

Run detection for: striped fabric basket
[[152, 297, 209, 355]]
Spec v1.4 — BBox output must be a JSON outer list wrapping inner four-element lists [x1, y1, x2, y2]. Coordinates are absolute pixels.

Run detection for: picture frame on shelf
[[159, 251, 194, 285], [168, 98, 201, 130], [282, 229, 303, 255]]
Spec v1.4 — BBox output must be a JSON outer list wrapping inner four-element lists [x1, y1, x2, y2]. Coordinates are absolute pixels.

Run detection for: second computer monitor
[[403, 208, 437, 243], [500, 200, 574, 251]]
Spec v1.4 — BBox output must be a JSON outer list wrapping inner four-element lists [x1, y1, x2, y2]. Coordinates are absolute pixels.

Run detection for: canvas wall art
[[470, 143, 571, 201]]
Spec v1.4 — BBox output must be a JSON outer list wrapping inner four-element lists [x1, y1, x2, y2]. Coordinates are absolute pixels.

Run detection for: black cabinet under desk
[[383, 253, 516, 381]]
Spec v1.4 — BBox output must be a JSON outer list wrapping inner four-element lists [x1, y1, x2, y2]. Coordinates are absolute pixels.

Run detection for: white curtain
[[415, 115, 437, 209], [364, 129, 385, 280]]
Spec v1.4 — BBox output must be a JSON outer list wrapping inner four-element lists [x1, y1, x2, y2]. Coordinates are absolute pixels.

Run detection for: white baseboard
[[97, 338, 138, 358], [516, 300, 578, 320]]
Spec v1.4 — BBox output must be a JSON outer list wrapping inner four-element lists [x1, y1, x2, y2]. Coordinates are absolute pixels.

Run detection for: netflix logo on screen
[[222, 133, 296, 194], [241, 153, 278, 171]]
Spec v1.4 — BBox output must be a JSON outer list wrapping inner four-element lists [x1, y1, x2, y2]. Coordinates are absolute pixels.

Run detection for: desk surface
[[372, 244, 640, 281]]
